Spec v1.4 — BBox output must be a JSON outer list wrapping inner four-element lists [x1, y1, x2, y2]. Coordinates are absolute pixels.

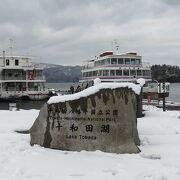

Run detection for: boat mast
[[9, 38, 13, 56], [114, 40, 119, 55], [112, 39, 119, 55]]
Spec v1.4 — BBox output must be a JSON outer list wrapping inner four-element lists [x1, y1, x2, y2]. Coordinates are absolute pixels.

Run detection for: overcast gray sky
[[0, 0, 179, 66]]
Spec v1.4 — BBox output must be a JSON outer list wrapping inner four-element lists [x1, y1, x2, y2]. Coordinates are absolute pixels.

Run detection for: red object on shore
[[147, 95, 151, 104]]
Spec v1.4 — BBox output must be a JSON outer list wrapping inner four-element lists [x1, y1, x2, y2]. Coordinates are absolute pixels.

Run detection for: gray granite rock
[[30, 87, 140, 153]]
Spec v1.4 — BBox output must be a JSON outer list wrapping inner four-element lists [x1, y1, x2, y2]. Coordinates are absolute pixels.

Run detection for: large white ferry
[[0, 51, 50, 100], [80, 51, 152, 84]]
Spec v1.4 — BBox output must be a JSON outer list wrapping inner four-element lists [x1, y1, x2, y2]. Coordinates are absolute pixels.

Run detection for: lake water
[[166, 83, 180, 102], [46, 82, 79, 91], [0, 82, 180, 110]]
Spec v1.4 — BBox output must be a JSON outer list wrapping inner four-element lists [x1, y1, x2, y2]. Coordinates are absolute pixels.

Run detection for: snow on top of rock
[[136, 78, 146, 87], [47, 82, 141, 104], [93, 78, 101, 85]]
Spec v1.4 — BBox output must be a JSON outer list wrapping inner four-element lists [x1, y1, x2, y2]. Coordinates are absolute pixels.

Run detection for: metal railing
[[0, 75, 45, 81]]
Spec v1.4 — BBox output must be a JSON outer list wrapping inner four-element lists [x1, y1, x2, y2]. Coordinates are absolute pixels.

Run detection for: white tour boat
[[0, 51, 50, 100], [80, 51, 152, 86]]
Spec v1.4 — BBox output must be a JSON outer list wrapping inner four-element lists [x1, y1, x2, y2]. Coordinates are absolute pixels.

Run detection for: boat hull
[[28, 93, 49, 100], [0, 90, 50, 101]]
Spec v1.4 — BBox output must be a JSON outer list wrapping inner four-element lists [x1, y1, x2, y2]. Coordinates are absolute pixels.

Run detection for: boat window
[[103, 70, 109, 76], [15, 59, 19, 66], [100, 60, 103, 66], [111, 58, 117, 64], [95, 61, 100, 67], [93, 71, 97, 76], [118, 58, 123, 64], [107, 58, 110, 64], [131, 59, 135, 64], [125, 58, 130, 64], [100, 60, 103, 65], [110, 70, 115, 76], [89, 71, 93, 77], [103, 59, 106, 65], [8, 73, 12, 77], [143, 70, 150, 76], [82, 72, 86, 77], [37, 71, 42, 77], [137, 70, 142, 76], [135, 59, 141, 64], [116, 70, 122, 76], [130, 70, 136, 76], [98, 70, 101, 76], [96, 61, 100, 66], [123, 69, 129, 76], [6, 59, 9, 66]]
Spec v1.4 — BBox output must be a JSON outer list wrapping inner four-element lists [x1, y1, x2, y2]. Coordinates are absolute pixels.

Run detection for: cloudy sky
[[0, 0, 179, 66]]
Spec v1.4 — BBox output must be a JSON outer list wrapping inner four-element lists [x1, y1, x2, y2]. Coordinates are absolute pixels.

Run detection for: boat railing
[[21, 65, 34, 68], [1, 89, 28, 93], [27, 88, 47, 92], [28, 89, 49, 93], [82, 64, 95, 70], [0, 75, 46, 81], [82, 63, 144, 70], [3, 77, 26, 80], [0, 91, 27, 99], [143, 86, 158, 93]]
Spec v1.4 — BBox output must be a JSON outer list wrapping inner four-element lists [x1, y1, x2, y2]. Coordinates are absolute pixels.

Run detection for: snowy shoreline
[[143, 99, 180, 111], [0, 105, 180, 179]]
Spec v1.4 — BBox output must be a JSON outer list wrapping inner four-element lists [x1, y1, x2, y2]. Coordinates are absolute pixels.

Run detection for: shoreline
[[143, 100, 180, 111]]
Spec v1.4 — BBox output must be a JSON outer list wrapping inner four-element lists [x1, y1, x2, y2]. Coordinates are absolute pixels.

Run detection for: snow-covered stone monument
[[30, 83, 141, 153]]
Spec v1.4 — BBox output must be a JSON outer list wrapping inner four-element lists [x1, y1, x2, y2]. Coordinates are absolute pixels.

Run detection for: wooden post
[[163, 95, 166, 112], [136, 87, 143, 118]]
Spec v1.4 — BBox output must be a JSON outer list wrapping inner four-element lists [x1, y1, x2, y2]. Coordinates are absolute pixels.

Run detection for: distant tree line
[[151, 64, 180, 83]]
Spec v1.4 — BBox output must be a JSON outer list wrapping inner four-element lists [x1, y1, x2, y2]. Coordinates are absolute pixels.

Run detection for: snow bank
[[93, 78, 101, 85], [48, 82, 141, 104], [1, 106, 180, 179], [136, 78, 146, 87]]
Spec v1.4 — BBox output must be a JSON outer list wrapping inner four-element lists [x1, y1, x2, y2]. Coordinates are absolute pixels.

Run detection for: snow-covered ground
[[0, 106, 180, 180]]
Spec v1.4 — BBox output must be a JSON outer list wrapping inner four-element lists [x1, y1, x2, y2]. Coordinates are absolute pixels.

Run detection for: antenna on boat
[[114, 40, 119, 55], [9, 38, 13, 55]]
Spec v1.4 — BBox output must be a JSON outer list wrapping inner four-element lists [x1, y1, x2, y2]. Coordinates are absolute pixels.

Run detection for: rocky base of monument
[[30, 83, 141, 154]]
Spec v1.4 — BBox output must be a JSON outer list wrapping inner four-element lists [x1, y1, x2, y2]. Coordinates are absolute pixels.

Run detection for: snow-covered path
[[0, 106, 180, 180]]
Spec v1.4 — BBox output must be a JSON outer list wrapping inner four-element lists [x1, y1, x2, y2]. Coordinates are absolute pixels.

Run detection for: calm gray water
[[0, 82, 179, 110], [167, 83, 180, 102], [46, 82, 79, 91]]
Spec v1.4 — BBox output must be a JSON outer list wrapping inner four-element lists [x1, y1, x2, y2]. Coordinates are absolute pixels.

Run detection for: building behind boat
[[0, 52, 50, 100]]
